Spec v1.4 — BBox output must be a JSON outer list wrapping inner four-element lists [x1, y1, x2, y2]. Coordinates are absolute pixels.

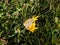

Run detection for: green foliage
[[0, 0, 60, 45]]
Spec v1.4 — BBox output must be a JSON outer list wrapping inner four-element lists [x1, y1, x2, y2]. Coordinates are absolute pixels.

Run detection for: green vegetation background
[[0, 0, 60, 45]]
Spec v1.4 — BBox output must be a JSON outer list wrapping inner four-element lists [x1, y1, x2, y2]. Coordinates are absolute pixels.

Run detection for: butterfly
[[23, 15, 39, 32]]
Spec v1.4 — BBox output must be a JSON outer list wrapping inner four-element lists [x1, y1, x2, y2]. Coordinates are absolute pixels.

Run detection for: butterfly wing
[[23, 18, 33, 29]]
